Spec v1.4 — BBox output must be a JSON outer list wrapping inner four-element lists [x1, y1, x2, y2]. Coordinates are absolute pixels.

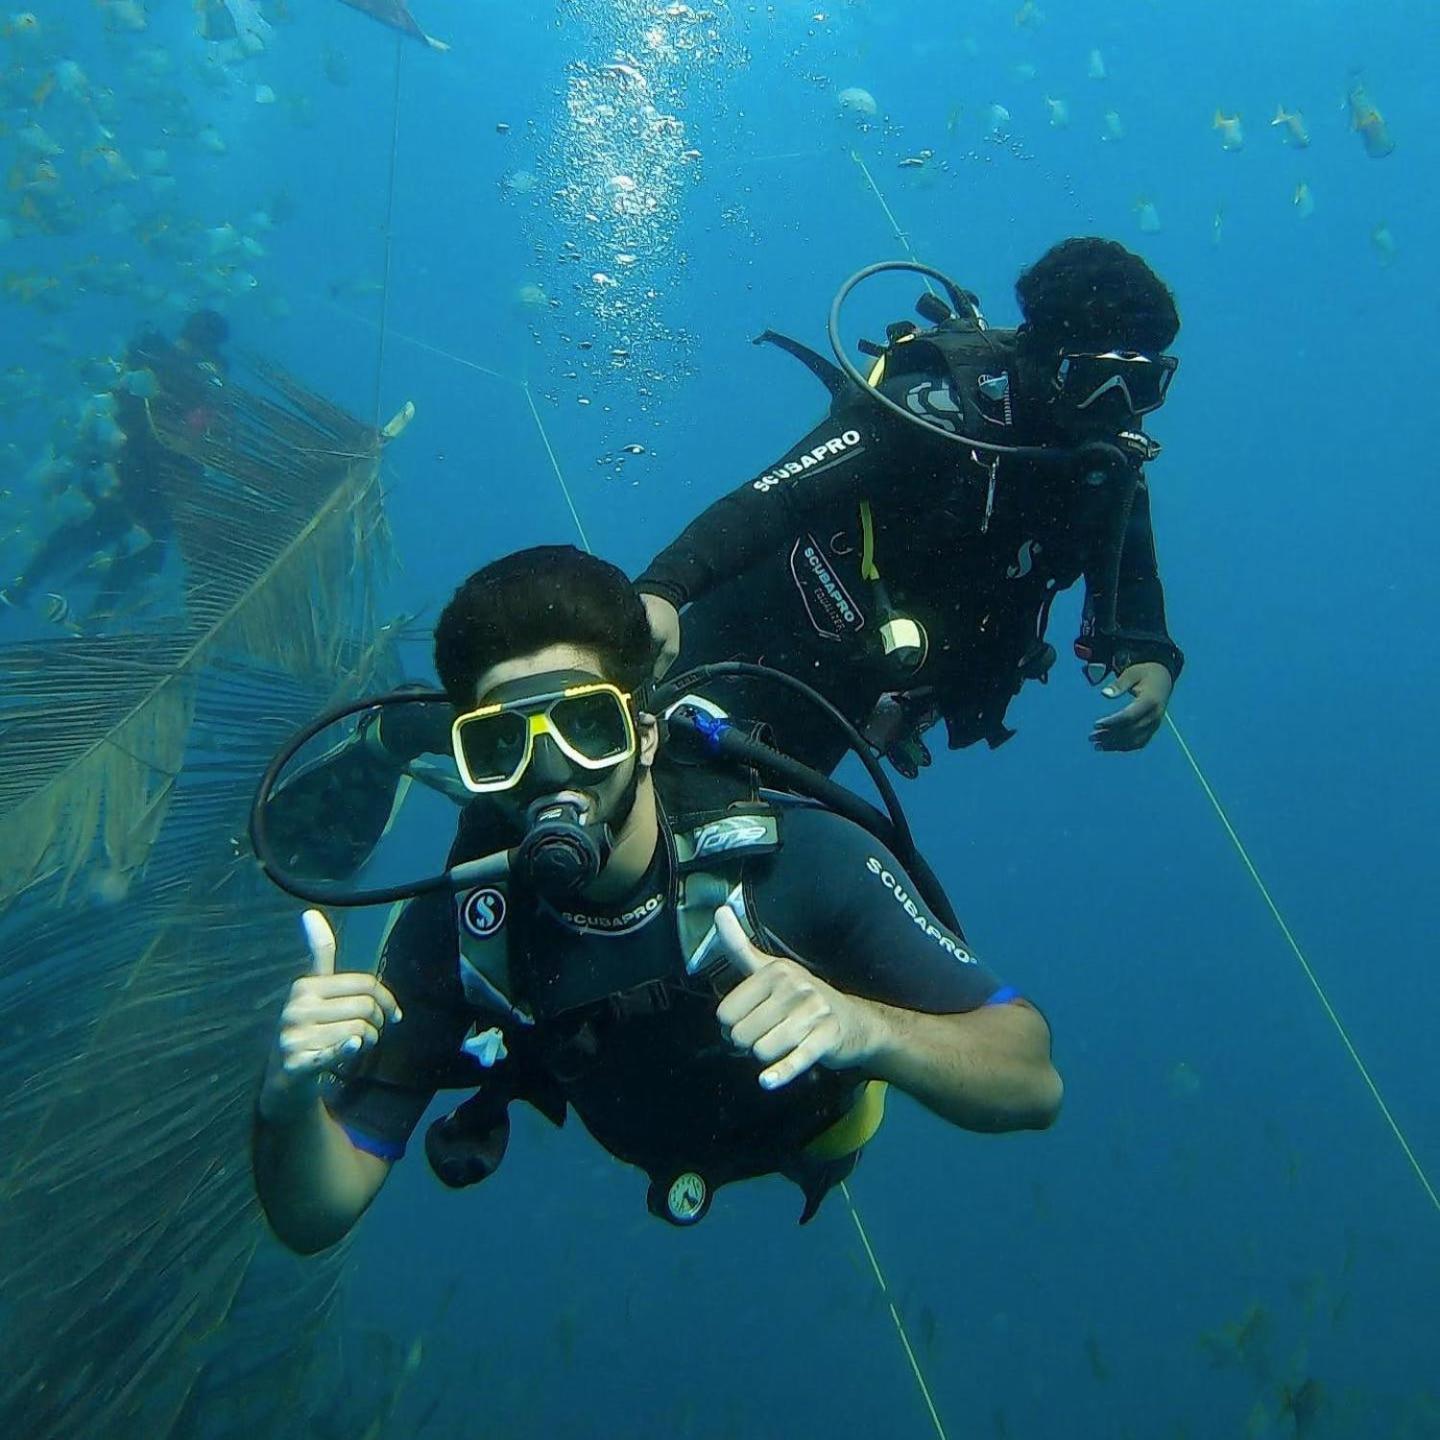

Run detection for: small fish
[[83, 145, 137, 183], [101, 0, 150, 33], [1271, 105, 1309, 148], [1014, 1, 1043, 28], [986, 102, 1011, 135], [323, 48, 351, 86], [16, 159, 63, 196], [2, 12, 41, 43], [1211, 204, 1224, 247], [1045, 95, 1069, 128], [254, 83, 277, 105], [18, 124, 63, 158], [837, 86, 878, 120], [90, 461, 121, 497], [1087, 48, 1106, 81], [206, 222, 240, 255], [1083, 1333, 1110, 1382], [1012, 62, 1037, 83], [1134, 197, 1161, 234], [1370, 222, 1395, 266], [1213, 110, 1244, 151], [1280, 1378, 1324, 1437], [117, 367, 157, 398], [206, 265, 258, 296], [196, 125, 226, 155], [1347, 79, 1394, 158], [55, 59, 90, 97], [1292, 181, 1315, 220], [42, 591, 75, 628]]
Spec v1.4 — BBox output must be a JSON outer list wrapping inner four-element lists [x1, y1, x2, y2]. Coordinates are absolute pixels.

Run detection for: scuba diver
[[1, 309, 230, 629], [637, 238, 1185, 778], [250, 546, 1061, 1254]]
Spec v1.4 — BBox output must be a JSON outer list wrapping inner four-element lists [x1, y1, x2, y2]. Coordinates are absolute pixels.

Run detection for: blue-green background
[[4, 1, 1437, 1434]]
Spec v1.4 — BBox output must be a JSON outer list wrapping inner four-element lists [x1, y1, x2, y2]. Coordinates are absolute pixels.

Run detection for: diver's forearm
[[251, 1090, 388, 1254], [638, 492, 759, 608], [858, 999, 1062, 1133]]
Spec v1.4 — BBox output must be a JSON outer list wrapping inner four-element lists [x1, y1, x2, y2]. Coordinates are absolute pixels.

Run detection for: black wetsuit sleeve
[[749, 805, 1018, 1014], [635, 403, 888, 609], [1084, 476, 1185, 680], [325, 892, 472, 1159]]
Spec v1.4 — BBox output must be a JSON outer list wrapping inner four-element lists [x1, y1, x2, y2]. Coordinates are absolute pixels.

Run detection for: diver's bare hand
[[1091, 662, 1172, 752], [713, 905, 880, 1090], [641, 592, 682, 679], [258, 910, 401, 1121]]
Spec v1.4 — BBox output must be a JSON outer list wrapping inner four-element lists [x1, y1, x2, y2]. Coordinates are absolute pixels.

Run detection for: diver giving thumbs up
[[258, 910, 403, 1121]]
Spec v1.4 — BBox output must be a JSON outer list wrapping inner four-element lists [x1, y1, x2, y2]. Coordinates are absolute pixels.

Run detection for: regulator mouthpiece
[[515, 796, 611, 899]]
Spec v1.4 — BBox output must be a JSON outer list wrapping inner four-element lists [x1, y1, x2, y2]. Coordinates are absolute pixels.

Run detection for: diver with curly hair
[[638, 238, 1185, 777]]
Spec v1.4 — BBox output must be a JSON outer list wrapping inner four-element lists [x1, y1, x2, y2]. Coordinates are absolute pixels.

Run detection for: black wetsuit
[[637, 329, 1183, 772], [8, 331, 218, 619], [329, 795, 1017, 1217]]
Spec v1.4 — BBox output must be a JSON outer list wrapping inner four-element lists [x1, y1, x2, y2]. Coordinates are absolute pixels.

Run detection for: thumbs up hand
[[258, 910, 403, 1122], [712, 905, 883, 1091]]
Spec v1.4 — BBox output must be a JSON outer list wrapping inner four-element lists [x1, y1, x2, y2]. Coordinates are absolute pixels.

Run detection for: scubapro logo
[[802, 544, 858, 625], [461, 887, 507, 939], [752, 430, 862, 492], [865, 858, 976, 963], [556, 892, 664, 933]]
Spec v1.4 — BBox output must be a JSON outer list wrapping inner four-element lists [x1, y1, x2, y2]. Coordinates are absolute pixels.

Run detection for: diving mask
[[451, 674, 637, 794], [1054, 349, 1177, 419]]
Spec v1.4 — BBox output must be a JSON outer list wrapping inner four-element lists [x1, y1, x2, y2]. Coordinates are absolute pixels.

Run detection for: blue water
[[3, 1, 1438, 1435]]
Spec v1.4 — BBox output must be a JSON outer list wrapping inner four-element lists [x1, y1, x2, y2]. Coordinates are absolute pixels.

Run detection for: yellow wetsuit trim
[[805, 1079, 889, 1161], [860, 501, 878, 581], [858, 353, 889, 583]]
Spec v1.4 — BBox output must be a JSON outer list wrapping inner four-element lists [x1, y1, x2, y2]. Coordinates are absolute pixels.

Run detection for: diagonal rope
[[848, 147, 1435, 1218], [524, 384, 594, 554], [840, 1180, 951, 1440], [1164, 714, 1438, 1213], [373, 34, 405, 429], [850, 151, 938, 299]]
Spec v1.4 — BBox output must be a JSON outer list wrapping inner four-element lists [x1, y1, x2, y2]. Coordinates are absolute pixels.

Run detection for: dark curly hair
[[1015, 238, 1179, 354], [434, 545, 657, 706], [179, 308, 231, 357]]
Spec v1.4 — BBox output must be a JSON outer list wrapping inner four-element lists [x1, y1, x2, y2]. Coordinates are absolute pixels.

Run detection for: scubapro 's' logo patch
[[461, 887, 508, 938]]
